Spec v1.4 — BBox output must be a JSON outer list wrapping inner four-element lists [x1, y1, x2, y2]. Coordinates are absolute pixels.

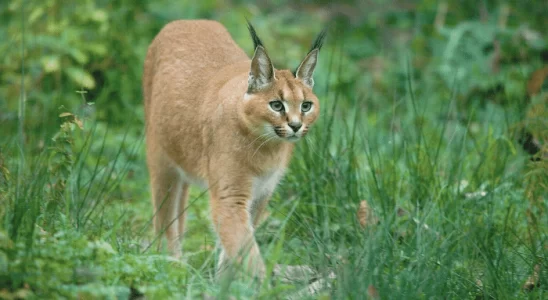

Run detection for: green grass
[[1, 1, 547, 299]]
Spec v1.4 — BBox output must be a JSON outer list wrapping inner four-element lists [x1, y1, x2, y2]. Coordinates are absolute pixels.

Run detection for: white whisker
[[251, 133, 277, 159], [245, 130, 272, 150]]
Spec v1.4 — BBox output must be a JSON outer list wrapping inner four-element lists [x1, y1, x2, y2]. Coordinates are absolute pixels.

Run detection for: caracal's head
[[241, 21, 326, 143]]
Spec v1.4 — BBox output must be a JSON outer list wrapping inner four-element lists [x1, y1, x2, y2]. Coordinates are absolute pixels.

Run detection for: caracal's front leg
[[250, 193, 271, 228], [209, 174, 265, 280]]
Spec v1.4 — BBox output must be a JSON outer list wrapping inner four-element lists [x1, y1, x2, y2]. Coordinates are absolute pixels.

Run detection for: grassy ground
[[1, 1, 547, 299]]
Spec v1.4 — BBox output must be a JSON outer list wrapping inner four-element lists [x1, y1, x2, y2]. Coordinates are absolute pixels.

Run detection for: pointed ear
[[295, 49, 319, 88], [248, 46, 274, 93], [295, 27, 327, 88]]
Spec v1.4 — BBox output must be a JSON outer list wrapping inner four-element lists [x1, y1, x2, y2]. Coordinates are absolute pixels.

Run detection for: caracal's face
[[243, 70, 320, 143]]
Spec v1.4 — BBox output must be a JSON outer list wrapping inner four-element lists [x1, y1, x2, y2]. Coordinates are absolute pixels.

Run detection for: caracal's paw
[[217, 250, 266, 282]]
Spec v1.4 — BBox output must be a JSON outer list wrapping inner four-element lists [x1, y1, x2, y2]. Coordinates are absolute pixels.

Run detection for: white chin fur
[[286, 135, 301, 142]]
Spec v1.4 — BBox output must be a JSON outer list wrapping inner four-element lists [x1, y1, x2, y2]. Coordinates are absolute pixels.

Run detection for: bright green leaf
[[64, 67, 95, 89], [41, 55, 60, 73]]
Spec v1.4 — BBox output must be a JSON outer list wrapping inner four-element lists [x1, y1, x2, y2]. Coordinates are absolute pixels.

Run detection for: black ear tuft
[[246, 19, 264, 50], [308, 27, 328, 54], [293, 27, 328, 77]]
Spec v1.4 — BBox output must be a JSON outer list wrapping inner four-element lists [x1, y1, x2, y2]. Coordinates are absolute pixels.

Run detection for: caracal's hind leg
[[148, 148, 184, 258], [177, 183, 190, 244]]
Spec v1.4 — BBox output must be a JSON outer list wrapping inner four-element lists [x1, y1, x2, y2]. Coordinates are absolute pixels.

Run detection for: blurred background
[[1, 0, 546, 132], [1, 0, 547, 298]]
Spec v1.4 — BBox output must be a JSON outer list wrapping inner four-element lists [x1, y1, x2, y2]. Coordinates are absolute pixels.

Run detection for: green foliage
[[1, 0, 547, 299]]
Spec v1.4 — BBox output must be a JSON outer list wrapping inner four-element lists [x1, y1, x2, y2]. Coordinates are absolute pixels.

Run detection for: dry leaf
[[74, 116, 84, 129], [523, 264, 540, 292], [367, 285, 379, 299], [527, 66, 548, 97], [358, 200, 377, 228]]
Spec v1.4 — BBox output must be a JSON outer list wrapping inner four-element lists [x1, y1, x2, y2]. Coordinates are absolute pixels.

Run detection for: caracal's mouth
[[286, 135, 300, 142]]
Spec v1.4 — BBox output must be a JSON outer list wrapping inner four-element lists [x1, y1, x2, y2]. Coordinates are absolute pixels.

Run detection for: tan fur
[[143, 20, 322, 278]]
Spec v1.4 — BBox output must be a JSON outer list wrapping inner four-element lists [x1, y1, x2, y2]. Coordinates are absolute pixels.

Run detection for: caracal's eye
[[301, 101, 313, 112], [269, 100, 284, 112]]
